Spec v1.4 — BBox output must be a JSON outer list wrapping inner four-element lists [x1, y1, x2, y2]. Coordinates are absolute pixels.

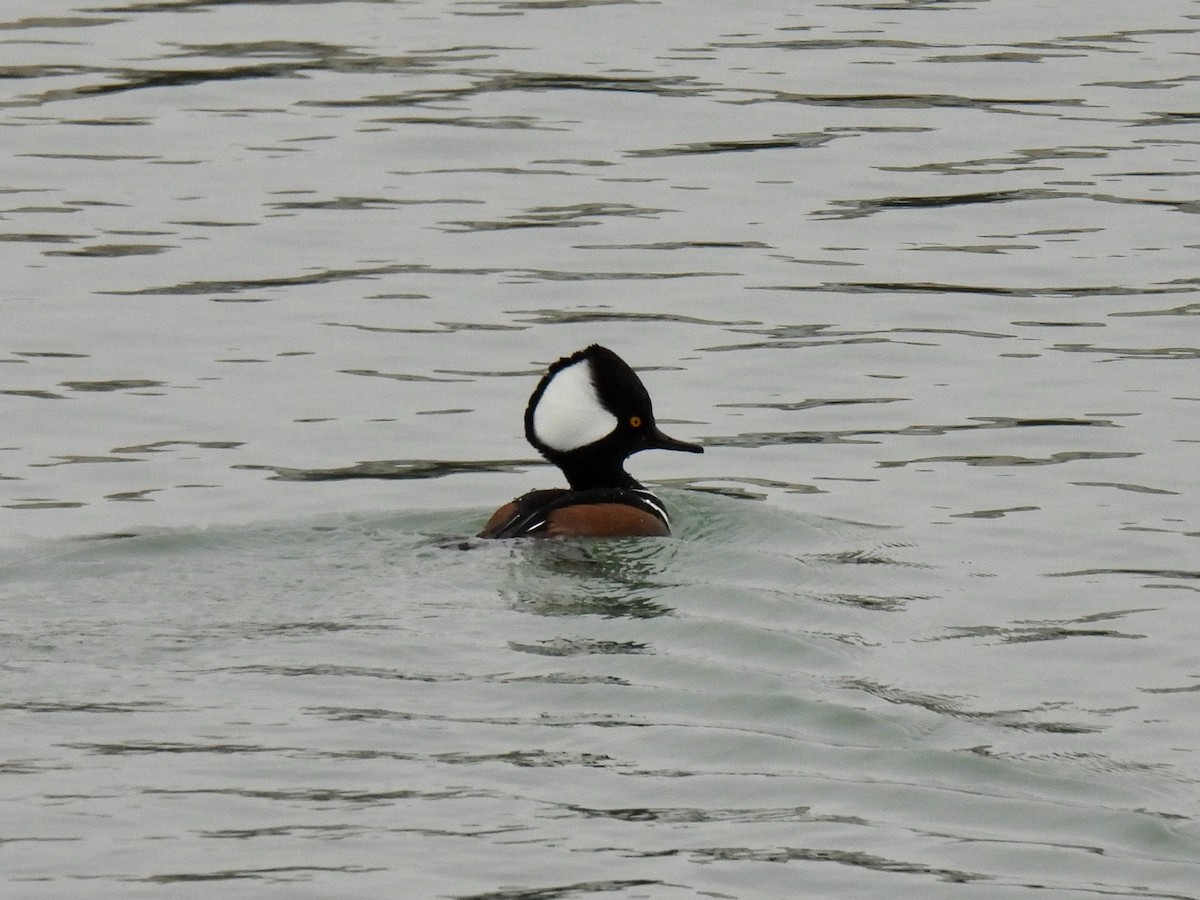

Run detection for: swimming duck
[[478, 344, 703, 538]]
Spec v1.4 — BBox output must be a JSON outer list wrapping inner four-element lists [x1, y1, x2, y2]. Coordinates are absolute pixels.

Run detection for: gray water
[[3, 1, 1198, 897]]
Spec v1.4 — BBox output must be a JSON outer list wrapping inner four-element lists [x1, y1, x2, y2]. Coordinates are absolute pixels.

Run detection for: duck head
[[524, 344, 703, 491]]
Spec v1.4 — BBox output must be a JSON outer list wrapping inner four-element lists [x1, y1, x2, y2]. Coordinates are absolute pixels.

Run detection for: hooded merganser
[[478, 345, 703, 539]]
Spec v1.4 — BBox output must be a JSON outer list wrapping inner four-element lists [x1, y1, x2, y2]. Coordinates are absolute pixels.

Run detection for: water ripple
[[5, 3, 1199, 897], [816, 188, 1200, 220]]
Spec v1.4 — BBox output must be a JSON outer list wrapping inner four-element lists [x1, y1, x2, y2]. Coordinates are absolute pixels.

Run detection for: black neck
[[554, 451, 643, 492]]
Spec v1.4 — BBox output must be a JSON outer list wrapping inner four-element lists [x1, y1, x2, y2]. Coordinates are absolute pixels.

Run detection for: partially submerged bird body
[[478, 345, 702, 539]]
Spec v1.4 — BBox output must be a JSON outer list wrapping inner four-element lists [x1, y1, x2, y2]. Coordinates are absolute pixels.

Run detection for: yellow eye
[[629, 416, 642, 428]]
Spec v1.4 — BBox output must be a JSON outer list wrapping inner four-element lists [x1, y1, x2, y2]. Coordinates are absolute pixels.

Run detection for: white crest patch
[[531, 357, 617, 452]]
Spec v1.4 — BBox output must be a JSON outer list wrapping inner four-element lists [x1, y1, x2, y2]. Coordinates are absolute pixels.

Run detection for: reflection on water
[[4, 497, 1196, 896], [503, 538, 681, 619], [3, 0, 1199, 897]]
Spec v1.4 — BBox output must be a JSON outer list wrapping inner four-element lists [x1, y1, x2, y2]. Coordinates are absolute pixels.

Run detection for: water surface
[[2, 1, 1198, 897]]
